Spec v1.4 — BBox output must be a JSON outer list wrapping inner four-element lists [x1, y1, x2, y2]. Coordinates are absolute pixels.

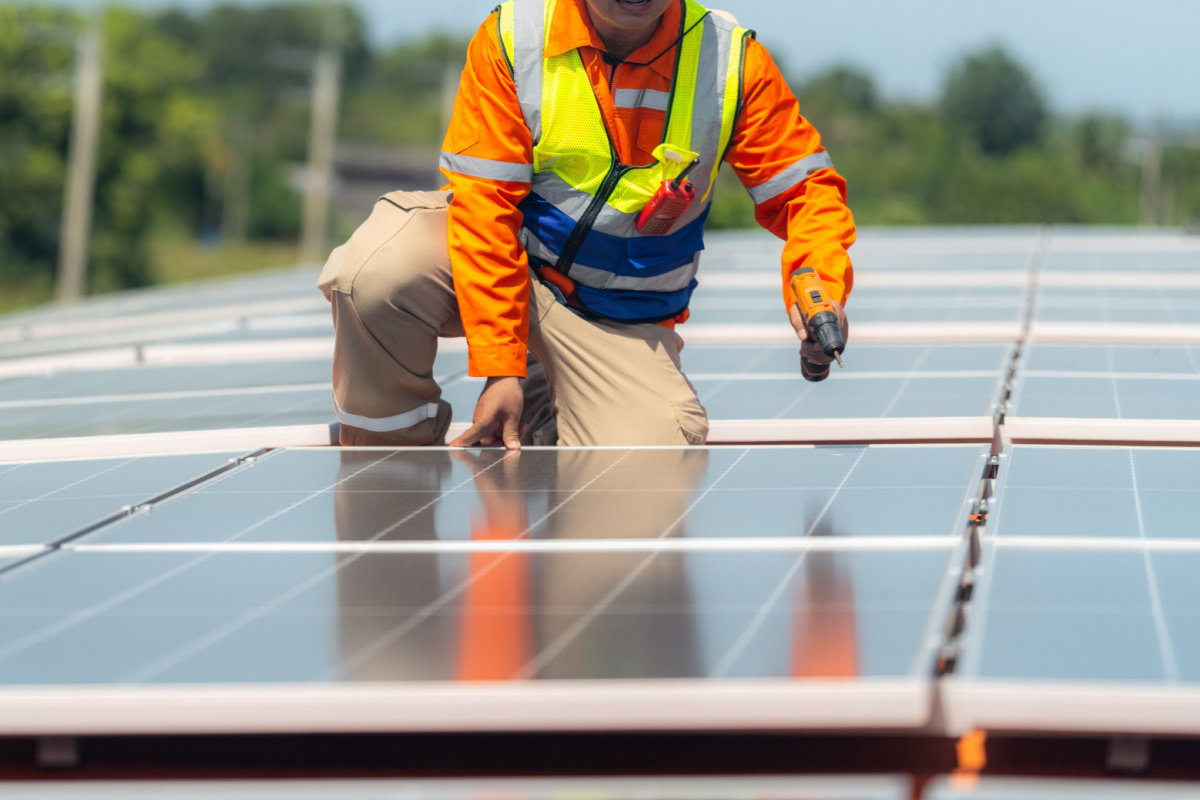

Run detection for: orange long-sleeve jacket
[[441, 0, 856, 378]]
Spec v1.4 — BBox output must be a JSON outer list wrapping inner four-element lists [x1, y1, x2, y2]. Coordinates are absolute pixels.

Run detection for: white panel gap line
[[65, 536, 956, 554], [514, 449, 752, 680], [1129, 450, 1180, 684], [332, 451, 632, 678], [711, 447, 870, 678], [690, 371, 1000, 382], [0, 383, 331, 410], [120, 451, 520, 684], [1022, 371, 1200, 381], [993, 537, 1200, 551]]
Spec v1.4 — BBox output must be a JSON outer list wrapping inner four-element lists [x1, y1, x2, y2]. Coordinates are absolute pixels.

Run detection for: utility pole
[[441, 60, 460, 143], [56, 16, 104, 301], [299, 2, 343, 265], [1140, 125, 1162, 228]]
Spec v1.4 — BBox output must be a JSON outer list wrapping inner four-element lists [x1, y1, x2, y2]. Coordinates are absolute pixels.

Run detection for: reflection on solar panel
[[943, 445, 1200, 734], [0, 776, 912, 800], [80, 445, 986, 545]]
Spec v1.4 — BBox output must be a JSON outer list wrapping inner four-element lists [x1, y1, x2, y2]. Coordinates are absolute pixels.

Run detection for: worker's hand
[[449, 376, 525, 450], [789, 300, 849, 364]]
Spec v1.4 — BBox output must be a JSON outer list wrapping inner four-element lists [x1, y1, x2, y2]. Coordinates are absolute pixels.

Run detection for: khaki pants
[[318, 190, 709, 447]]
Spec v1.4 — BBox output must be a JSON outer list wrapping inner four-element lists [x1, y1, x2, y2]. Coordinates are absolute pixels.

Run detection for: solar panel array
[[1, 227, 1199, 755]]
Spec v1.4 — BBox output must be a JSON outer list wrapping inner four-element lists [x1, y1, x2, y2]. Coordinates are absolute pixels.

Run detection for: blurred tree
[[941, 45, 1047, 156], [153, 2, 369, 242], [341, 32, 470, 148], [1073, 112, 1132, 175], [801, 65, 878, 118], [0, 5, 220, 293], [0, 5, 76, 292]]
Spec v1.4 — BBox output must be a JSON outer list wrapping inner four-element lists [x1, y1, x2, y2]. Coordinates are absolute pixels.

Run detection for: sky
[[63, 0, 1200, 122]]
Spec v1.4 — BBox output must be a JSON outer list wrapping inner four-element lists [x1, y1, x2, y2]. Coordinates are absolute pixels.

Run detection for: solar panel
[[1006, 344, 1200, 442], [0, 445, 979, 734], [0, 775, 912, 800], [942, 445, 1200, 735], [0, 452, 241, 547]]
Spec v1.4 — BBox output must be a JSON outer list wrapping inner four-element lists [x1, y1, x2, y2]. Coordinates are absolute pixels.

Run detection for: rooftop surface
[[1, 226, 1199, 792]]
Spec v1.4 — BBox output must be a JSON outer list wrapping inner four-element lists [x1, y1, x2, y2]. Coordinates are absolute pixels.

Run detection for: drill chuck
[[808, 311, 846, 362]]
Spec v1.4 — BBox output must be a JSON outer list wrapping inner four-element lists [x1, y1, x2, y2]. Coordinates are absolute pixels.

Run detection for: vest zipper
[[556, 157, 629, 276]]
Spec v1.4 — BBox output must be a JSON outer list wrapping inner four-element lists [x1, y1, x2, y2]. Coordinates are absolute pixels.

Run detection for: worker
[[318, 0, 855, 449]]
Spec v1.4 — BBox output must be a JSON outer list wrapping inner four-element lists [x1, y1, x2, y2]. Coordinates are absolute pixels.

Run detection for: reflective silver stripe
[[746, 151, 835, 204], [513, 0, 544, 143], [569, 255, 699, 292], [524, 234, 560, 266], [686, 16, 722, 204], [613, 88, 670, 111], [439, 151, 532, 183], [527, 229, 698, 292], [333, 397, 438, 433], [529, 174, 598, 220]]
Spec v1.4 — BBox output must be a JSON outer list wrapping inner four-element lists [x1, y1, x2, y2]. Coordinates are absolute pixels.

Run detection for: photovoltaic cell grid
[[0, 452, 239, 548], [0, 445, 982, 733], [0, 360, 333, 442], [943, 445, 1200, 735]]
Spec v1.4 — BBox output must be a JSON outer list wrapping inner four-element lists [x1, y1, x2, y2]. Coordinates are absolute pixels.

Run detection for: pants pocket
[[672, 399, 709, 446]]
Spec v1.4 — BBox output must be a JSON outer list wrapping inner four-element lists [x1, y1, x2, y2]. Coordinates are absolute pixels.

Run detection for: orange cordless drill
[[789, 267, 846, 383]]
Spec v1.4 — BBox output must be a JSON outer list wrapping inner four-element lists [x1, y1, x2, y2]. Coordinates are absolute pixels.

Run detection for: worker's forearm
[[774, 172, 856, 308], [447, 177, 532, 378]]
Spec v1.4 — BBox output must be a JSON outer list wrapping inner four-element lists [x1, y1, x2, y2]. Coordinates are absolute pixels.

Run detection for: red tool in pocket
[[635, 158, 701, 236]]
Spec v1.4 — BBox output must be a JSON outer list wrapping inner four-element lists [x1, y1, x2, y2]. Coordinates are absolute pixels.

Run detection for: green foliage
[[941, 45, 1047, 156], [0, 5, 220, 292], [2, 10, 1199, 311]]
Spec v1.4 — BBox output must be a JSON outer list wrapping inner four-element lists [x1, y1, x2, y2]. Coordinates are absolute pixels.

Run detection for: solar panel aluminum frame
[[0, 675, 942, 736], [0, 424, 338, 463], [1004, 417, 1200, 446], [0, 776, 915, 800], [681, 323, 1024, 346], [1028, 323, 1200, 345]]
